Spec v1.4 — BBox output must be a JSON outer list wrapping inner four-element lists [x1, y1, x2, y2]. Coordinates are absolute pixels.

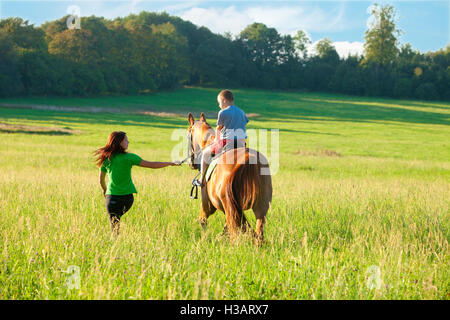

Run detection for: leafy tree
[[363, 3, 401, 65], [239, 23, 283, 67], [293, 30, 311, 60], [315, 38, 340, 65], [393, 78, 413, 98], [0, 18, 47, 53], [0, 29, 24, 96], [194, 36, 235, 85], [330, 56, 364, 95], [415, 82, 439, 100]]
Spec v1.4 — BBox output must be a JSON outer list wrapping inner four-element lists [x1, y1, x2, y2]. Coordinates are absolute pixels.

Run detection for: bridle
[[181, 122, 216, 199], [186, 125, 202, 199], [181, 122, 213, 169], [186, 128, 200, 170]]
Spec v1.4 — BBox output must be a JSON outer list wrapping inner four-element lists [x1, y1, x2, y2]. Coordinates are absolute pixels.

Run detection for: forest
[[0, 4, 448, 100]]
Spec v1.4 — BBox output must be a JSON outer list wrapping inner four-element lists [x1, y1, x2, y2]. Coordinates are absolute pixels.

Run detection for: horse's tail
[[224, 150, 261, 230]]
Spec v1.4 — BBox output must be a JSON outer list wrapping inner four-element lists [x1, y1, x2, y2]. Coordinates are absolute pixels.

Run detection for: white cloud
[[180, 6, 247, 35], [180, 4, 349, 36], [307, 40, 364, 58], [163, 1, 206, 12], [333, 41, 365, 58]]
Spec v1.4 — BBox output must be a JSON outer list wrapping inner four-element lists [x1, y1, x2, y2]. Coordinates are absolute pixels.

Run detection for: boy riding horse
[[195, 90, 249, 186]]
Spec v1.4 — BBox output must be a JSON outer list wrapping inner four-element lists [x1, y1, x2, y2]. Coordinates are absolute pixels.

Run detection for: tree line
[[0, 4, 448, 100]]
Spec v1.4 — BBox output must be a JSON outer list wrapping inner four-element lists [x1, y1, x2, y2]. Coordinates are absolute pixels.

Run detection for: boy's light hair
[[218, 89, 234, 102]]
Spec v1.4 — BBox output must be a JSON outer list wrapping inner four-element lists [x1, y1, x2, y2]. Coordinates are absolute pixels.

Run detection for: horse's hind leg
[[253, 201, 268, 244], [255, 216, 266, 244], [240, 213, 251, 233], [221, 216, 250, 237], [253, 170, 272, 245]]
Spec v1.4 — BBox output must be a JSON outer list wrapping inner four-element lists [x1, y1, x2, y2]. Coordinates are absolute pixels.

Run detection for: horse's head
[[187, 112, 215, 170]]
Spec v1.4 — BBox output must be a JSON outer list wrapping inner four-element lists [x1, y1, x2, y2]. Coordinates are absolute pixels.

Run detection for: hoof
[[198, 218, 207, 231]]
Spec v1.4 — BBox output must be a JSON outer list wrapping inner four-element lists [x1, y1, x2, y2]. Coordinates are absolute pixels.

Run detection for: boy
[[196, 89, 249, 186]]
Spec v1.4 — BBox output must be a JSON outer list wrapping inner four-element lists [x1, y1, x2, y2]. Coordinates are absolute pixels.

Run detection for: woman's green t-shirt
[[100, 153, 142, 195]]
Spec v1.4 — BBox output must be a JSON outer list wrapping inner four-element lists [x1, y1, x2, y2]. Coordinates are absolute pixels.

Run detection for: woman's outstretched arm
[[139, 160, 180, 169]]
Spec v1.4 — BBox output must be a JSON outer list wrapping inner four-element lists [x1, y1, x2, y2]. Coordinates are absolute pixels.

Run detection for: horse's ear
[[200, 112, 206, 123], [188, 112, 195, 125]]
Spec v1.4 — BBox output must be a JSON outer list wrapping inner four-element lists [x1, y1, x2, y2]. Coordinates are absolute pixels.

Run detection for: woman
[[94, 131, 180, 234]]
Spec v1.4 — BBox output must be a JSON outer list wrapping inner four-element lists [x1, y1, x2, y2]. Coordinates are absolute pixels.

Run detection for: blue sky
[[1, 0, 448, 57]]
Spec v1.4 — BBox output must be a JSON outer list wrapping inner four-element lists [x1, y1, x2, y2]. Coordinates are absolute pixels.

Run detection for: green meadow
[[0, 87, 448, 299]]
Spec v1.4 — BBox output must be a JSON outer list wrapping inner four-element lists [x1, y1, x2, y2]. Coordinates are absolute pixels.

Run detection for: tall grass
[[0, 88, 448, 299]]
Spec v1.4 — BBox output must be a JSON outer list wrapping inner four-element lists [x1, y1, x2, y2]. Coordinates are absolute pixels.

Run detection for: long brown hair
[[94, 131, 127, 167]]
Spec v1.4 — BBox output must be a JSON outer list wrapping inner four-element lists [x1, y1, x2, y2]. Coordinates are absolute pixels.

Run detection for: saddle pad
[[205, 147, 247, 182], [205, 156, 219, 182]]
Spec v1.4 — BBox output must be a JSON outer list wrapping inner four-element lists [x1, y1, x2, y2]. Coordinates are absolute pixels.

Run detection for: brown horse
[[187, 112, 272, 243]]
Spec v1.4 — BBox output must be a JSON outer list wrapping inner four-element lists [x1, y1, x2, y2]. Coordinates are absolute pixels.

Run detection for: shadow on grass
[[260, 100, 450, 126], [0, 107, 195, 133], [0, 122, 78, 135], [1, 89, 449, 127], [0, 129, 73, 135]]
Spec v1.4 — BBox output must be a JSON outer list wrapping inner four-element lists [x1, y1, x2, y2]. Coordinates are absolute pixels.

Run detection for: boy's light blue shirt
[[217, 105, 249, 140]]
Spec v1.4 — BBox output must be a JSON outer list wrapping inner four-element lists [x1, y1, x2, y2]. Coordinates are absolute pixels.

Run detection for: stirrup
[[190, 172, 201, 199], [190, 183, 198, 199]]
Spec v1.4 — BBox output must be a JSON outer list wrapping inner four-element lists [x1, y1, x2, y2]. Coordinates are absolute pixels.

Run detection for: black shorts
[[105, 194, 134, 218]]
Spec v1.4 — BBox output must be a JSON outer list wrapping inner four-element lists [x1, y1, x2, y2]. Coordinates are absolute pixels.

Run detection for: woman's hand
[[171, 161, 181, 166]]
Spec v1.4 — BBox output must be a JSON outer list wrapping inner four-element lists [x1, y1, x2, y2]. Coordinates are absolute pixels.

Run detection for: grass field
[[0, 87, 449, 299]]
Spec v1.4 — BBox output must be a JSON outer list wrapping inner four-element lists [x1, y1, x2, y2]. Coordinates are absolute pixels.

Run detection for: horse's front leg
[[199, 188, 216, 231], [198, 207, 208, 231]]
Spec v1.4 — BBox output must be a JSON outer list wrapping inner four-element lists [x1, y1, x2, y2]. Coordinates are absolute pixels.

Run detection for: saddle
[[190, 152, 222, 199], [190, 141, 246, 199]]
